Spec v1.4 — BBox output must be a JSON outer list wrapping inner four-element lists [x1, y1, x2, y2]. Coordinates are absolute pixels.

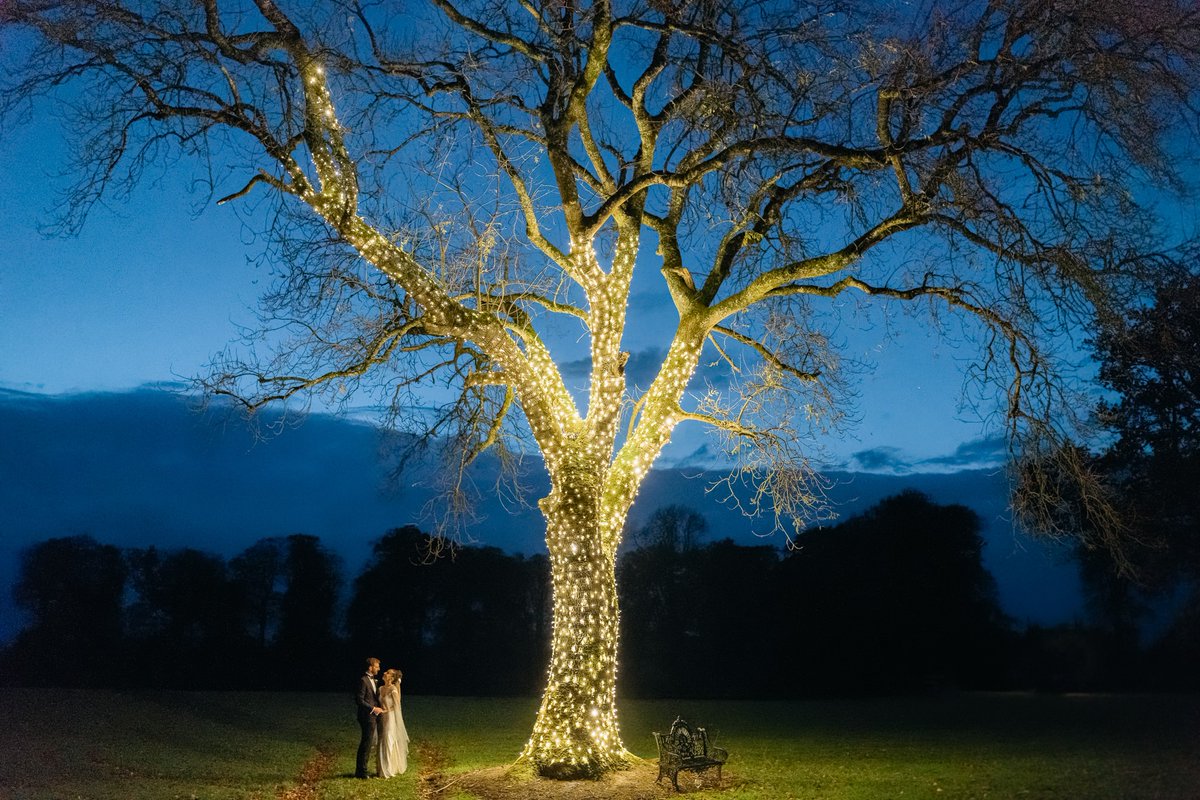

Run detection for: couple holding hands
[[355, 657, 409, 779]]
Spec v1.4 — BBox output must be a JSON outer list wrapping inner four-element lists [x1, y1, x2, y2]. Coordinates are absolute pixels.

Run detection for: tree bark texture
[[524, 470, 628, 778]]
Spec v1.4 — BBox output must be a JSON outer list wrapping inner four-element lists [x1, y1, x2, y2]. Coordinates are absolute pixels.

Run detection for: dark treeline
[[3, 491, 1193, 695]]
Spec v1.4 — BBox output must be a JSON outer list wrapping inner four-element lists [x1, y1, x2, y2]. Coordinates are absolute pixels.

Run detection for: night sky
[[0, 86, 992, 464], [0, 79, 1078, 645]]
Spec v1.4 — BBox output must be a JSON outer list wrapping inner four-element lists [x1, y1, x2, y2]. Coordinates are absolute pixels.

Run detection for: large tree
[[1084, 273, 1200, 679], [11, 536, 127, 685], [1094, 274, 1200, 576], [4, 0, 1199, 777]]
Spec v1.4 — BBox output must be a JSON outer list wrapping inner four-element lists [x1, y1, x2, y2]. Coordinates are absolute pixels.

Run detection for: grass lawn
[[0, 689, 1196, 799]]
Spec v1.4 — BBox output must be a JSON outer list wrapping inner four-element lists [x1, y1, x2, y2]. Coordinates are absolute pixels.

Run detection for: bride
[[377, 668, 409, 777]]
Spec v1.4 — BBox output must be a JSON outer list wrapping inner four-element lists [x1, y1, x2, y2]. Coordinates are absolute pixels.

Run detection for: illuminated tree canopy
[[4, 0, 1199, 778]]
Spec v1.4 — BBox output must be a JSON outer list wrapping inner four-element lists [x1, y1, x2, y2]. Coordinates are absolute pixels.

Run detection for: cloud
[[658, 442, 724, 470], [0, 385, 549, 554], [557, 356, 590, 380], [0, 388, 1082, 643], [848, 446, 912, 474], [919, 436, 1007, 470], [844, 437, 1006, 475]]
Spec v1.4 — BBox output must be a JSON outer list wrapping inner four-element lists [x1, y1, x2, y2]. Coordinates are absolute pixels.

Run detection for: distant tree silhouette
[[619, 508, 780, 698], [617, 496, 1017, 697], [9, 536, 126, 685], [2, 532, 351, 689], [132, 548, 233, 644], [693, 538, 780, 696], [348, 526, 550, 694], [1011, 623, 1112, 693], [125, 546, 249, 687], [348, 526, 440, 674], [432, 545, 550, 695], [628, 505, 709, 553], [1068, 545, 1149, 689], [618, 507, 707, 697], [229, 537, 286, 649], [1080, 274, 1200, 687], [1094, 275, 1200, 571], [618, 497, 1010, 697], [776, 491, 1010, 693], [275, 534, 343, 687], [125, 546, 167, 642]]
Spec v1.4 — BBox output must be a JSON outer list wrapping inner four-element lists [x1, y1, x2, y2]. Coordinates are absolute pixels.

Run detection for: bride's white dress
[[377, 686, 409, 777]]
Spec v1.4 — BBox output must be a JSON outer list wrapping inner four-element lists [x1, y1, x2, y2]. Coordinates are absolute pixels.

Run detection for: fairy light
[[292, 60, 704, 777], [516, 233, 708, 779], [522, 482, 627, 778]]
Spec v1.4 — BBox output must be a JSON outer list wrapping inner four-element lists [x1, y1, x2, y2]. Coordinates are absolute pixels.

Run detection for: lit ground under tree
[[4, 0, 1199, 779]]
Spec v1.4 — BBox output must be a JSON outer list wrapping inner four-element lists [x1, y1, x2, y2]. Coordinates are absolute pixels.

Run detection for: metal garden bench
[[652, 716, 728, 791]]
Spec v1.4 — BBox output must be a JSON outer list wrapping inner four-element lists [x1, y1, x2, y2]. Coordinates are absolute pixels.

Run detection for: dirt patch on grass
[[417, 741, 455, 799], [424, 759, 729, 799], [277, 746, 335, 800], [451, 762, 669, 800]]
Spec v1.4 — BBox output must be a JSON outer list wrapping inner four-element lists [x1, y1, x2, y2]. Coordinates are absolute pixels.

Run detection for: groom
[[355, 657, 385, 779]]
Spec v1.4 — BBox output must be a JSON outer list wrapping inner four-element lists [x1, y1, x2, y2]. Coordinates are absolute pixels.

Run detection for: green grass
[[1, 689, 1196, 799]]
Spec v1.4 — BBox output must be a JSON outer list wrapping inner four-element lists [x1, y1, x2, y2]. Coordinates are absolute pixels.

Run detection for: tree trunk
[[523, 475, 629, 778]]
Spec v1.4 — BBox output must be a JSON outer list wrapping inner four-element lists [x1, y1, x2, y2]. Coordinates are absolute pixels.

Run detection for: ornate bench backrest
[[668, 716, 700, 759]]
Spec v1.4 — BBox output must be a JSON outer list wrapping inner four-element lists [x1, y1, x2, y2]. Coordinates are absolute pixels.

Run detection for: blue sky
[[0, 97, 1003, 475], [0, 115, 261, 395], [0, 50, 1093, 646], [1, 109, 1070, 642]]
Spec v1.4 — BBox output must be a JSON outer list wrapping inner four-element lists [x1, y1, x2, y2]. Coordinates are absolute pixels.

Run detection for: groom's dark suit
[[355, 671, 381, 778]]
